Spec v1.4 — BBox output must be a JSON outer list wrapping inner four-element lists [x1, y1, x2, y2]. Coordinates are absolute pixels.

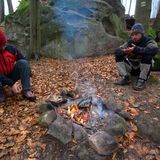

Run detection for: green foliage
[[146, 27, 156, 39], [153, 52, 160, 71], [17, 0, 29, 11], [110, 14, 128, 40], [5, 0, 29, 20]]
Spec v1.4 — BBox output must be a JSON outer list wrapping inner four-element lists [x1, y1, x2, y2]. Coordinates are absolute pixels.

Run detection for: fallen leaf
[[0, 136, 7, 143], [143, 110, 150, 114], [123, 102, 130, 108], [0, 108, 4, 114], [4, 142, 15, 148], [112, 152, 117, 160], [9, 128, 20, 136], [27, 139, 37, 148], [130, 122, 138, 132], [128, 108, 139, 116], [134, 143, 150, 156], [125, 131, 137, 141], [16, 134, 27, 144]]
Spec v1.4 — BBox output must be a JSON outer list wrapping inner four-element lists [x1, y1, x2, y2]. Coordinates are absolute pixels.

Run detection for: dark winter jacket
[[120, 36, 159, 67]]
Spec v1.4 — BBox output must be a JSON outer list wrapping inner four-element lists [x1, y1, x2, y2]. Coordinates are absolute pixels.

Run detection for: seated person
[[0, 30, 36, 102], [114, 23, 159, 90]]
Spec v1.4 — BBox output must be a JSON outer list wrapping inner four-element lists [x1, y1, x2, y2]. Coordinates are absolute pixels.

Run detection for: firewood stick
[[72, 119, 92, 130]]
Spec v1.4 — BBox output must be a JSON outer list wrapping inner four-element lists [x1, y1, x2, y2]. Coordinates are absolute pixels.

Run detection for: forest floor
[[0, 55, 160, 160]]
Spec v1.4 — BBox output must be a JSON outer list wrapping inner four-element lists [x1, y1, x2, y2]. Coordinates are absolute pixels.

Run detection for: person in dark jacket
[[0, 30, 36, 102], [114, 23, 159, 90]]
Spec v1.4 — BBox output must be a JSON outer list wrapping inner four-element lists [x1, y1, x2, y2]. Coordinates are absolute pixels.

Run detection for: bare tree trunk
[[124, 0, 127, 7], [7, 0, 14, 14], [29, 0, 41, 60], [153, 1, 160, 31], [128, 0, 132, 15], [0, 0, 5, 23], [135, 0, 152, 31]]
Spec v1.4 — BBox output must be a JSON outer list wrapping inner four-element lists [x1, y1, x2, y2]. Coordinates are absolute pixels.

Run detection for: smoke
[[54, 0, 96, 42]]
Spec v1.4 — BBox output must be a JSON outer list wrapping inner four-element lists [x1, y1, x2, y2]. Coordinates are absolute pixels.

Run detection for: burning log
[[60, 89, 79, 100], [72, 119, 92, 130], [67, 104, 90, 123], [46, 99, 67, 108], [77, 96, 92, 108]]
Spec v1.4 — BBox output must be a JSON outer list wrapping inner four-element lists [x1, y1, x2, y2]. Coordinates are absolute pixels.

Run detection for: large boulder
[[5, 0, 126, 59]]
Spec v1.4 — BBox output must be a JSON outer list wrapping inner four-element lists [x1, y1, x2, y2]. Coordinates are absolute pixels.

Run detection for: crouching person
[[0, 30, 36, 102], [114, 23, 159, 91]]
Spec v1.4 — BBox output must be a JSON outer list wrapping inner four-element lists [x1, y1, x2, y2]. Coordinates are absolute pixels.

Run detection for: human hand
[[122, 44, 136, 55], [11, 82, 22, 94]]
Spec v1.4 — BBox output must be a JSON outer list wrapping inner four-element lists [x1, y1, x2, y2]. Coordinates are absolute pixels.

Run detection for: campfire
[[67, 103, 89, 123], [39, 89, 128, 159], [58, 103, 90, 125]]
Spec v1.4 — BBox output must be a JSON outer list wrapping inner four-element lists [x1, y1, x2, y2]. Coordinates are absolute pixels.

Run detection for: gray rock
[[135, 114, 160, 144], [102, 112, 128, 137], [38, 100, 55, 113], [39, 110, 57, 127], [105, 97, 124, 113], [76, 140, 112, 160], [118, 110, 132, 120], [47, 115, 73, 144], [73, 123, 88, 141], [88, 131, 118, 156]]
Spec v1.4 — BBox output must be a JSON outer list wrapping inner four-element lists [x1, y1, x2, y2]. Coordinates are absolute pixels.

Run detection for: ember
[[58, 103, 89, 124]]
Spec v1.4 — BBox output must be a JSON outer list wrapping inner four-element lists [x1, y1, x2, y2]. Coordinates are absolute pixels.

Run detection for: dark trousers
[[8, 59, 32, 91]]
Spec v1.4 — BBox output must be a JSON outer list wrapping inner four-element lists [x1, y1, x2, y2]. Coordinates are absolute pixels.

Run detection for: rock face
[[5, 0, 126, 59]]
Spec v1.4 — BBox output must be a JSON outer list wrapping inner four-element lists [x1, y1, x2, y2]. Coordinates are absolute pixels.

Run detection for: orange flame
[[67, 104, 89, 124]]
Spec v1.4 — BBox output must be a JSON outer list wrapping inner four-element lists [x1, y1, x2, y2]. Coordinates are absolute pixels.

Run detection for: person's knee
[[115, 48, 122, 55], [141, 55, 153, 64], [115, 48, 124, 62], [16, 59, 29, 67], [15, 60, 31, 76]]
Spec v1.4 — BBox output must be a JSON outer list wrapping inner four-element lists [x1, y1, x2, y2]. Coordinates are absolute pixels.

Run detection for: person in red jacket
[[0, 30, 36, 102]]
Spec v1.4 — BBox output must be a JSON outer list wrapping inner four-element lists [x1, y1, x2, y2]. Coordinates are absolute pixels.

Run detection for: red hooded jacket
[[0, 30, 25, 76]]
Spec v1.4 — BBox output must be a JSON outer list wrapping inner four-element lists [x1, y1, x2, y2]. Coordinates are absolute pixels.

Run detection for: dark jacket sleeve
[[133, 39, 159, 56], [5, 45, 26, 60], [0, 74, 15, 86]]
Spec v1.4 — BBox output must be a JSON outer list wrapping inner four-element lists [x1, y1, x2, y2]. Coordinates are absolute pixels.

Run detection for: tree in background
[[0, 0, 13, 23], [153, 0, 160, 31], [128, 0, 133, 15], [7, 0, 13, 14], [134, 0, 152, 30], [29, 0, 41, 59], [0, 0, 5, 23]]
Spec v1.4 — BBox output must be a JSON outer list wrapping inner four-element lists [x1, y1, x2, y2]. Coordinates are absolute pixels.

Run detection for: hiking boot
[[114, 76, 131, 85], [133, 79, 146, 91], [0, 87, 6, 102], [22, 90, 36, 101]]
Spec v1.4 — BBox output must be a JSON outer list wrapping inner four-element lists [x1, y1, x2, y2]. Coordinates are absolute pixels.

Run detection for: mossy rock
[[40, 21, 62, 46]]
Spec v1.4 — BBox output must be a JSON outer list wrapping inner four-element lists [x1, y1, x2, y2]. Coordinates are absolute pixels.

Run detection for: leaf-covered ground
[[0, 55, 160, 159]]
